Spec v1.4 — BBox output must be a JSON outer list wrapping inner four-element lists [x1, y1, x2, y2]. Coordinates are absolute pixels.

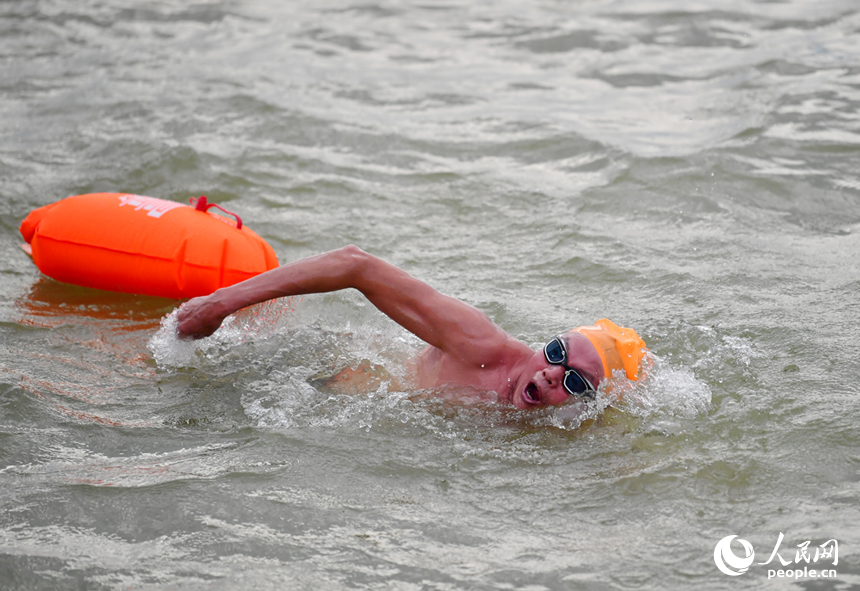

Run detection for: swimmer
[[176, 245, 647, 408]]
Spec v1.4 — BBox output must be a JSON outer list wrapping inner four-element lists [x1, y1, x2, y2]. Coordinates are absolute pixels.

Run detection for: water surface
[[1, 1, 859, 589]]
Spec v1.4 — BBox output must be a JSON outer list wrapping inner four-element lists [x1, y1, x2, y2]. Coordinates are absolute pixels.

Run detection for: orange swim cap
[[572, 319, 647, 381]]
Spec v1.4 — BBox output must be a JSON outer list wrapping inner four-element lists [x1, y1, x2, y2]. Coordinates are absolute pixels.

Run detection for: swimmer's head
[[511, 319, 647, 409], [569, 319, 647, 384]]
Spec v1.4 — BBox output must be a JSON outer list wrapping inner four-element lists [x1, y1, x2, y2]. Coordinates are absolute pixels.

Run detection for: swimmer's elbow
[[335, 244, 399, 291], [339, 244, 367, 260], [337, 244, 370, 270], [336, 244, 374, 284]]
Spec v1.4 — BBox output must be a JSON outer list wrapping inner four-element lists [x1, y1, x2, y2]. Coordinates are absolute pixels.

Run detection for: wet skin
[[177, 245, 605, 408]]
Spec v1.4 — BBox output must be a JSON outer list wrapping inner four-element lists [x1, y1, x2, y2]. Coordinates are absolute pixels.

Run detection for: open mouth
[[523, 382, 540, 404]]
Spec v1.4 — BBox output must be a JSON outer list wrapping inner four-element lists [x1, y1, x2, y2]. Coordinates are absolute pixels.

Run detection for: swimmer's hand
[[176, 294, 230, 339]]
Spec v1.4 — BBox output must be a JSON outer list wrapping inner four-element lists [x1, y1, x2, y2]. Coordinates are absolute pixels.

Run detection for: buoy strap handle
[[190, 195, 243, 229]]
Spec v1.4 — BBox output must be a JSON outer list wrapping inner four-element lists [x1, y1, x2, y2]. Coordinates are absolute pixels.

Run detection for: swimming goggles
[[543, 336, 597, 398]]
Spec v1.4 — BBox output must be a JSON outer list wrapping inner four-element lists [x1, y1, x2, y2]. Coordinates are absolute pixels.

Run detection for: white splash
[[147, 308, 206, 368], [147, 298, 301, 369], [619, 353, 712, 419]]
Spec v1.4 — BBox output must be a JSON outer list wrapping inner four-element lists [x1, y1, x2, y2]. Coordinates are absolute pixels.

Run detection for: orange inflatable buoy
[[19, 192, 279, 299]]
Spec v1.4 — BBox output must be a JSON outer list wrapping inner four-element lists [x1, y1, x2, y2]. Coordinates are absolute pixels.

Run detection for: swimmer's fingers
[[176, 296, 228, 339]]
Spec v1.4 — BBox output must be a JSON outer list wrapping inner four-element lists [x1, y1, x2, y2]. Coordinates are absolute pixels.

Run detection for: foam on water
[[0, 442, 243, 488]]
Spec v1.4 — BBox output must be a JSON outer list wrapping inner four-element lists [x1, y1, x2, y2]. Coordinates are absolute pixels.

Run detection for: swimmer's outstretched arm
[[176, 245, 522, 367]]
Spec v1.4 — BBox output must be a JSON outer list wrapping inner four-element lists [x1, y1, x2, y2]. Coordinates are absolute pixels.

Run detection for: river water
[[1, 1, 859, 589]]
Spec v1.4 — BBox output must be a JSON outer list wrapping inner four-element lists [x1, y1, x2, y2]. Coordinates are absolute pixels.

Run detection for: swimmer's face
[[511, 332, 604, 409]]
